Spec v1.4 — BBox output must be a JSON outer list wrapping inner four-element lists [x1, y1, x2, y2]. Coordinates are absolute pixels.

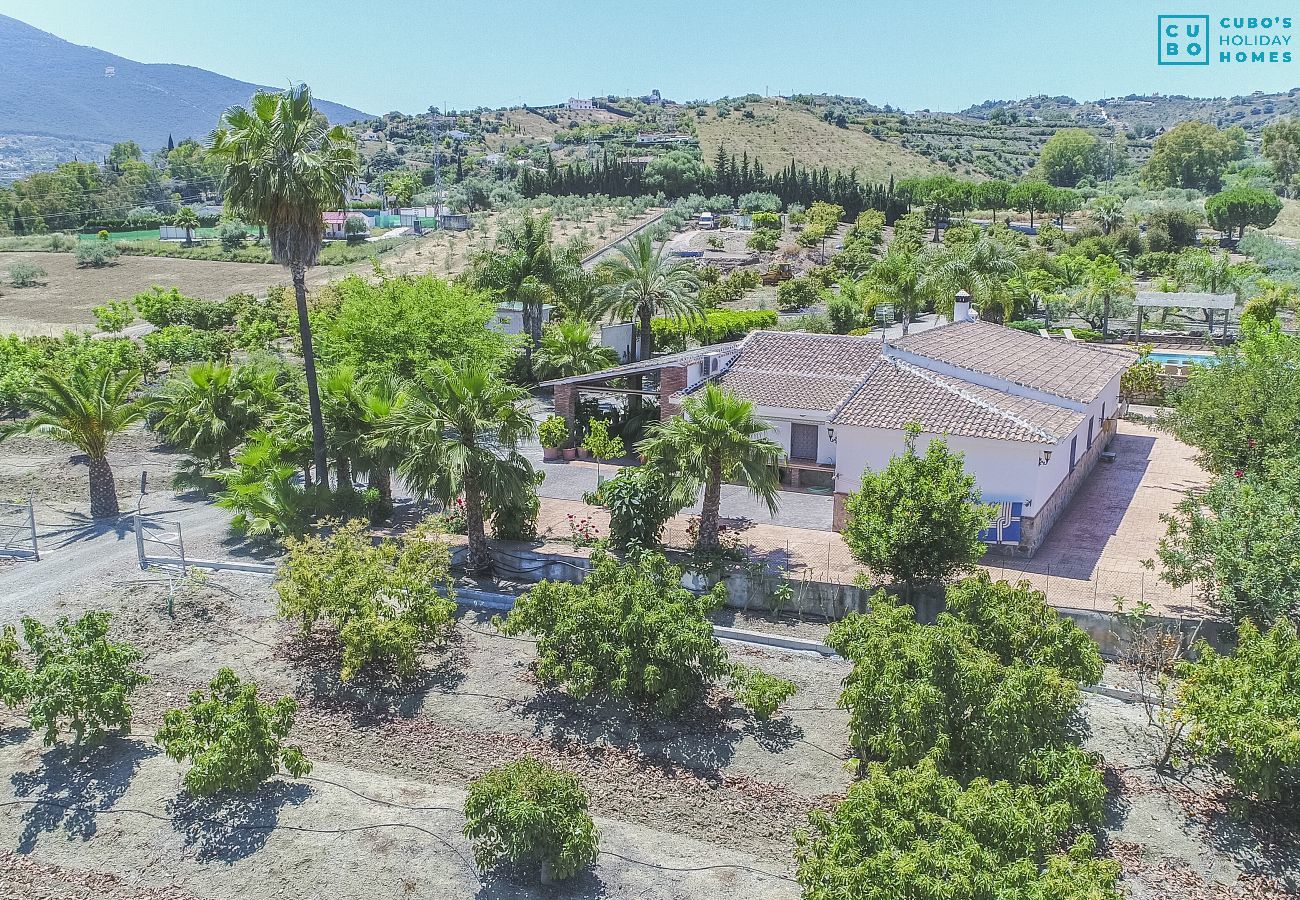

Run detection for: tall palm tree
[[3, 365, 144, 518], [638, 383, 782, 552], [384, 362, 535, 572], [208, 84, 360, 485], [148, 359, 279, 471], [534, 321, 618, 381], [598, 232, 702, 365]]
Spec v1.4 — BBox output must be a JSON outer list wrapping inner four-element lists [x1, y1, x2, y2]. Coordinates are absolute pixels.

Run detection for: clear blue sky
[[2, 1, 1297, 114]]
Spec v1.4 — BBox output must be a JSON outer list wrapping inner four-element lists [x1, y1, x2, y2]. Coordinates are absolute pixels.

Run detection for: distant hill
[[0, 14, 372, 179]]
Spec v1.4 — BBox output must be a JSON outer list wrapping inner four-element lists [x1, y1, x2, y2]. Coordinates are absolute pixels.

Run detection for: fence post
[[134, 512, 146, 570], [26, 498, 38, 561], [176, 520, 188, 577]]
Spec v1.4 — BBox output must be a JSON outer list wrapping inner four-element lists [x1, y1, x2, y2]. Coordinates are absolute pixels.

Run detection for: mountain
[[0, 14, 372, 178]]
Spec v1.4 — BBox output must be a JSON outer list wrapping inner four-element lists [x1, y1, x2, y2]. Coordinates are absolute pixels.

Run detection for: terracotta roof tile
[[831, 359, 1085, 444], [888, 320, 1134, 404], [698, 331, 881, 411]]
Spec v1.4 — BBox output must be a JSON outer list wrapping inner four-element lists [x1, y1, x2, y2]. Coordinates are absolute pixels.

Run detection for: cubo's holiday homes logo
[[1159, 14, 1294, 65]]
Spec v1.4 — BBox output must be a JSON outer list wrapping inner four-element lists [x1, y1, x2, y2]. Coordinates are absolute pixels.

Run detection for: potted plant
[[539, 415, 568, 462]]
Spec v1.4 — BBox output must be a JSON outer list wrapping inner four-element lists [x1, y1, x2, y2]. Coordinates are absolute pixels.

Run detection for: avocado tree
[[156, 667, 311, 795], [463, 757, 599, 884], [841, 425, 993, 598], [496, 550, 728, 715]]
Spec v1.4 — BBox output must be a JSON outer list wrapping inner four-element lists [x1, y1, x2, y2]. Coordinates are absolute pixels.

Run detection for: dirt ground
[[0, 433, 1294, 900], [0, 207, 662, 336]]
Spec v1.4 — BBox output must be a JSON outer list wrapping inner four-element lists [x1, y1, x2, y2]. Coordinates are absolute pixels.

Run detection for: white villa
[[545, 308, 1134, 556]]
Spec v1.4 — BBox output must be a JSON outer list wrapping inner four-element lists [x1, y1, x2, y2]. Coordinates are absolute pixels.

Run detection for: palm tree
[[1091, 195, 1125, 235], [470, 213, 579, 370], [598, 232, 702, 364], [148, 359, 279, 472], [208, 84, 360, 485], [172, 207, 201, 246], [865, 246, 924, 334], [1081, 256, 1136, 337], [638, 383, 782, 552], [385, 362, 535, 572], [355, 375, 407, 516], [3, 364, 144, 518], [926, 234, 1021, 321], [534, 321, 618, 381]]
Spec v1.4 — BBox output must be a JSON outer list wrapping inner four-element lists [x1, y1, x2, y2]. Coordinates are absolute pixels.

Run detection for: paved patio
[[529, 420, 1209, 618]]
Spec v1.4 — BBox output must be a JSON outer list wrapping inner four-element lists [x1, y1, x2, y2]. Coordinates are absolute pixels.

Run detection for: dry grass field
[[1263, 197, 1300, 242], [695, 99, 952, 182]]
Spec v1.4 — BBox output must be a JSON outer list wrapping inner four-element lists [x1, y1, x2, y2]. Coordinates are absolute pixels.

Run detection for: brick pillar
[[553, 384, 577, 434], [659, 365, 688, 420], [832, 492, 850, 531]]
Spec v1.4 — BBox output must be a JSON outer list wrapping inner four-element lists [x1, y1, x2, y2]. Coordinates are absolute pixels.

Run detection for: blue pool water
[[1147, 350, 1218, 367]]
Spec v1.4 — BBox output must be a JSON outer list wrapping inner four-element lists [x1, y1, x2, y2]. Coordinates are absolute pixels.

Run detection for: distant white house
[[567, 97, 594, 111]]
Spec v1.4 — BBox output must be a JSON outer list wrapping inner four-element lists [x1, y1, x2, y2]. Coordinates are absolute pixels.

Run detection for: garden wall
[[454, 541, 1233, 659]]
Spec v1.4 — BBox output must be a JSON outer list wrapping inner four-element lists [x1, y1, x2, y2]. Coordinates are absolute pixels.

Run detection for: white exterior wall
[[759, 413, 837, 466], [832, 369, 1123, 515], [834, 426, 1042, 505]]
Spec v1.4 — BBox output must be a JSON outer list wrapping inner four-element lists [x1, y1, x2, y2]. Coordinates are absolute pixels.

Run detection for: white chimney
[[953, 290, 973, 323]]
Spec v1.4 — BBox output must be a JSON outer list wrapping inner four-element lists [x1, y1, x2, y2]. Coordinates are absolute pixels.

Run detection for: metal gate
[[134, 513, 274, 576], [0, 499, 39, 560]]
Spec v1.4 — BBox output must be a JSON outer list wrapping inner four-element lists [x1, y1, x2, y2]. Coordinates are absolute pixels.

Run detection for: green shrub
[[650, 309, 775, 351], [826, 293, 866, 334], [156, 667, 310, 795], [747, 230, 778, 252], [276, 519, 457, 681], [777, 277, 819, 311], [14, 612, 148, 747], [92, 299, 135, 333], [216, 220, 249, 252], [74, 241, 120, 268], [143, 325, 232, 364], [132, 286, 239, 330], [463, 757, 599, 883], [728, 664, 798, 721], [7, 262, 46, 287], [796, 758, 1118, 900], [1177, 620, 1300, 802], [751, 211, 782, 230], [584, 465, 680, 551], [538, 415, 569, 449], [828, 579, 1100, 780], [496, 550, 728, 715], [489, 470, 543, 542]]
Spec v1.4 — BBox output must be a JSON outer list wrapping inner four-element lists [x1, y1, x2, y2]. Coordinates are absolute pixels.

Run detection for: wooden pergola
[[1134, 291, 1236, 341]]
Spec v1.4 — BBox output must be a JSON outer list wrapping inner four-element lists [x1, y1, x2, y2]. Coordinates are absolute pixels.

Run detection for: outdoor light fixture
[[827, 427, 837, 443], [1038, 450, 1052, 466]]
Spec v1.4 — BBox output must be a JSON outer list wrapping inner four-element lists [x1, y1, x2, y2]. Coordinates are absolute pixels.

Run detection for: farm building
[[544, 300, 1134, 557], [567, 97, 594, 110]]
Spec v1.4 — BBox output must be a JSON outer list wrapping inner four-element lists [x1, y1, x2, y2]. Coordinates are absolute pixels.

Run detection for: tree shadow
[[742, 714, 804, 754], [1100, 763, 1134, 832], [284, 630, 466, 726], [474, 861, 607, 899], [166, 780, 313, 863], [1196, 789, 1300, 888], [9, 737, 156, 852], [521, 689, 743, 778]]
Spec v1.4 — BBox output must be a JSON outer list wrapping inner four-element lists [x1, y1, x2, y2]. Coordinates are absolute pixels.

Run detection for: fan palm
[[3, 364, 144, 518], [926, 234, 1021, 321], [208, 84, 360, 484], [148, 359, 279, 471], [384, 362, 535, 572], [355, 375, 407, 515], [534, 321, 618, 380], [172, 207, 201, 246], [1091, 195, 1125, 235], [638, 383, 782, 552]]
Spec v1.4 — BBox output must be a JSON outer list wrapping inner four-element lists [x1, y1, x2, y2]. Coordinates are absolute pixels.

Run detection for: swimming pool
[[1147, 350, 1218, 367]]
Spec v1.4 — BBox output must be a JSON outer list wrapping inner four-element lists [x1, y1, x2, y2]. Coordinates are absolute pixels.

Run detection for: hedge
[[651, 309, 777, 352]]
